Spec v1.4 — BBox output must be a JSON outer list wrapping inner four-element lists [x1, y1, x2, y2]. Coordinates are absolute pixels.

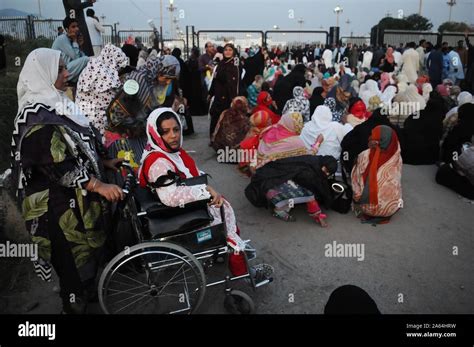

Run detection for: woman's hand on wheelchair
[[207, 186, 224, 208], [96, 182, 125, 202]]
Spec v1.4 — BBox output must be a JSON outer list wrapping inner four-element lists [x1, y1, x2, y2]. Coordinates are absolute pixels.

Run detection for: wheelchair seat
[[133, 186, 214, 239]]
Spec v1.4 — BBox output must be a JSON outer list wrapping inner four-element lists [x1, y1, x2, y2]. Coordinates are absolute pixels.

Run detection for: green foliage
[[438, 21, 473, 33], [375, 14, 433, 32], [405, 14, 433, 31]]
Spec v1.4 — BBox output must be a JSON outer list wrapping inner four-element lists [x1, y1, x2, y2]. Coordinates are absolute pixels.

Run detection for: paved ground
[[1, 115, 473, 314]]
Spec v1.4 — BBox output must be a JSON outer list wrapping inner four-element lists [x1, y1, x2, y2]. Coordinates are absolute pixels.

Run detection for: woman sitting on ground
[[238, 110, 273, 176], [436, 143, 474, 200], [300, 105, 353, 160], [211, 96, 250, 153], [440, 103, 474, 165], [351, 125, 402, 224], [401, 91, 446, 165], [253, 91, 280, 124], [345, 97, 372, 127], [246, 112, 334, 226]]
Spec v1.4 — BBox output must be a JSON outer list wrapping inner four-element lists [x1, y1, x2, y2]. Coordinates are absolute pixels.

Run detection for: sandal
[[310, 211, 328, 227]]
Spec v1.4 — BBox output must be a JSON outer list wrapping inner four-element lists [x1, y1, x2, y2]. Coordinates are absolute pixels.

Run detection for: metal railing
[[117, 30, 155, 47], [264, 30, 329, 47], [440, 32, 474, 47], [32, 18, 64, 40], [0, 16, 30, 41], [340, 36, 370, 46], [197, 30, 265, 53]]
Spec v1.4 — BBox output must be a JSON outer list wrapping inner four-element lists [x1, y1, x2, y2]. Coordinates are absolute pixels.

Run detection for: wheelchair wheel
[[224, 290, 255, 314], [99, 242, 206, 314]]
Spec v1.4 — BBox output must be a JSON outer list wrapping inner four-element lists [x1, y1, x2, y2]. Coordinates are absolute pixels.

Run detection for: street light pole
[[167, 0, 177, 39], [447, 0, 456, 22], [334, 6, 343, 27], [419, 0, 423, 15], [37, 0, 42, 17], [297, 18, 304, 43]]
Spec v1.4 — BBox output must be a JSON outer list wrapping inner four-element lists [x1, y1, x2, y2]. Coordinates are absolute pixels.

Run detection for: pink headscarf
[[257, 112, 309, 169], [436, 84, 449, 97]]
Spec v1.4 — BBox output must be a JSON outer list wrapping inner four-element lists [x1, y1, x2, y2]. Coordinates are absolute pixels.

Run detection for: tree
[[405, 14, 433, 31], [438, 21, 473, 33]]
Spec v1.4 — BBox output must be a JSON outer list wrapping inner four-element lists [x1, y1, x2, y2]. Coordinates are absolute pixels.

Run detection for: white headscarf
[[458, 91, 473, 106], [380, 85, 397, 106], [359, 79, 381, 108], [300, 105, 351, 159], [300, 105, 333, 147], [17, 48, 89, 127], [445, 91, 473, 119], [393, 84, 427, 115], [422, 83, 433, 102], [140, 107, 194, 178]]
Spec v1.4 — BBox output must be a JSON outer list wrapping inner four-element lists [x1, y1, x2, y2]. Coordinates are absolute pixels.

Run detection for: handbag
[[329, 162, 353, 214], [140, 171, 213, 236]]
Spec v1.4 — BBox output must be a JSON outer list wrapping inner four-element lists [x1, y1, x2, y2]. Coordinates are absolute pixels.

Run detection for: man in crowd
[[52, 17, 89, 83], [199, 42, 216, 109], [62, 0, 96, 56], [85, 8, 105, 57]]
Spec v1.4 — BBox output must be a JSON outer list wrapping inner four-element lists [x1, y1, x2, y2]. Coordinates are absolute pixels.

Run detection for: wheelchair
[[98, 163, 272, 314]]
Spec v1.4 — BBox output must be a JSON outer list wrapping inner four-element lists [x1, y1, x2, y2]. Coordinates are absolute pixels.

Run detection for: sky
[[2, 0, 474, 36]]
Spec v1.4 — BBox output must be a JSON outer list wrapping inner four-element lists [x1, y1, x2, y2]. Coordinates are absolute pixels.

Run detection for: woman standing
[[380, 47, 396, 73], [209, 43, 240, 140], [11, 48, 124, 313], [351, 125, 402, 223], [76, 44, 129, 141]]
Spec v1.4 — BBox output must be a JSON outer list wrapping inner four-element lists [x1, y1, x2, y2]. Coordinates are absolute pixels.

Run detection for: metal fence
[[382, 30, 440, 46], [163, 38, 186, 51], [441, 32, 474, 47], [341, 36, 370, 46], [102, 24, 115, 46], [197, 30, 264, 53], [32, 18, 63, 40], [0, 16, 30, 41], [265, 30, 329, 48], [0, 16, 116, 44], [117, 30, 155, 47]]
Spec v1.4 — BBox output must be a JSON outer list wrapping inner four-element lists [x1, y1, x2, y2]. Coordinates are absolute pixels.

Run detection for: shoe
[[250, 263, 274, 284]]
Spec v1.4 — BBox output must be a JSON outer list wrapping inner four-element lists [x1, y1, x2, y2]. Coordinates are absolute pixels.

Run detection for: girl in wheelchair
[[138, 108, 272, 279]]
